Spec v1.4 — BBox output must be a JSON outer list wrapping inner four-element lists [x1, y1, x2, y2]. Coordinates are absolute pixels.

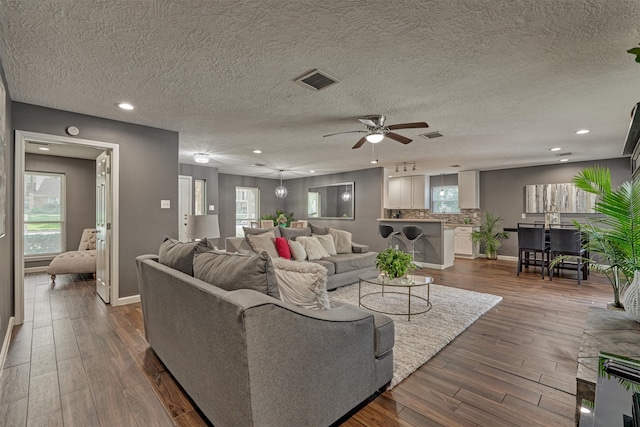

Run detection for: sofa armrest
[[351, 242, 369, 253]]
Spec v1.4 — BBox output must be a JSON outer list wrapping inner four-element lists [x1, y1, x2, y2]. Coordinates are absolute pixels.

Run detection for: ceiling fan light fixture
[[194, 153, 210, 164], [366, 132, 384, 143]]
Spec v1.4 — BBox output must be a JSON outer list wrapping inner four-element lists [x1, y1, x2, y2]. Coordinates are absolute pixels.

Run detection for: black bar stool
[[402, 225, 423, 261], [379, 224, 400, 249]]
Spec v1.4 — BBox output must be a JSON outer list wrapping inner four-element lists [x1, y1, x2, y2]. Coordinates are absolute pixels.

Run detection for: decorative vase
[[486, 250, 497, 260], [623, 271, 640, 322]]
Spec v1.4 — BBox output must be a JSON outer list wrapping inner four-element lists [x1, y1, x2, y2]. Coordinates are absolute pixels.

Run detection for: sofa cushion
[[272, 258, 330, 310], [297, 236, 330, 260], [314, 233, 337, 256], [280, 227, 311, 241], [288, 240, 307, 261], [329, 228, 353, 254], [309, 223, 329, 235], [329, 252, 378, 274], [246, 231, 279, 258], [275, 237, 291, 259], [159, 237, 212, 276], [309, 259, 335, 276], [243, 226, 282, 238], [193, 250, 280, 298]]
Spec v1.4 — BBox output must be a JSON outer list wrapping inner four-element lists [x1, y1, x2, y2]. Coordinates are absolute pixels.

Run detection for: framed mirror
[[308, 182, 354, 219]]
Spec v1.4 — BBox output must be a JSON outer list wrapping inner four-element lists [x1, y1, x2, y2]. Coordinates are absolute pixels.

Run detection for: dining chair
[[260, 220, 275, 229], [290, 220, 308, 229], [250, 221, 260, 228], [517, 223, 549, 279], [548, 225, 587, 284]]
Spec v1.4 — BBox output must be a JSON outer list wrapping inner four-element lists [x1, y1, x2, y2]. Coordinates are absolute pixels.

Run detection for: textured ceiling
[[1, 0, 640, 179]]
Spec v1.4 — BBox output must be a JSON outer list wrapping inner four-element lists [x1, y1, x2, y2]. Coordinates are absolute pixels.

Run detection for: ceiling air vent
[[295, 69, 339, 91], [420, 131, 443, 139], [450, 164, 461, 168], [555, 152, 572, 157]]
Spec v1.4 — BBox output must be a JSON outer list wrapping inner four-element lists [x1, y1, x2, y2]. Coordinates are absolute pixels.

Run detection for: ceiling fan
[[323, 115, 429, 149]]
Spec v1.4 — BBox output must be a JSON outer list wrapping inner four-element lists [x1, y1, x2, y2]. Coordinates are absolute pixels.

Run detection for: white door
[[178, 175, 192, 241], [96, 151, 111, 303]]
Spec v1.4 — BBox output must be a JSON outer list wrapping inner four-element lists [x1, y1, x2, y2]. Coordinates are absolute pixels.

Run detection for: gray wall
[[481, 157, 630, 257], [284, 168, 385, 251], [13, 103, 179, 298], [0, 63, 13, 343], [25, 153, 96, 260], [179, 163, 219, 215], [217, 173, 282, 241]]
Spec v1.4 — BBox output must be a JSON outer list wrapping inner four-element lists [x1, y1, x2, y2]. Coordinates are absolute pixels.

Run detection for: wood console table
[[576, 307, 640, 424]]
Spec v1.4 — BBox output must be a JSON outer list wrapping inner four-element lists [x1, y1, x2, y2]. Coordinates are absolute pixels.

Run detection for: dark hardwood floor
[[0, 259, 612, 426]]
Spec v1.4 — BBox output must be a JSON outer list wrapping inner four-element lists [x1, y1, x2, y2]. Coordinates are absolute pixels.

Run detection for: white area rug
[[328, 281, 503, 388]]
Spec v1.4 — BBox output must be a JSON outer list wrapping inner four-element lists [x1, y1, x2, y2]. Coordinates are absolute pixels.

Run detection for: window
[[235, 187, 259, 237], [308, 191, 321, 218], [194, 179, 206, 215], [24, 172, 65, 256], [432, 185, 459, 213]]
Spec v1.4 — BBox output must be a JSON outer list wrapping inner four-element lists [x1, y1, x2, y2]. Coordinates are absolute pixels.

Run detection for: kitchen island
[[377, 219, 454, 269]]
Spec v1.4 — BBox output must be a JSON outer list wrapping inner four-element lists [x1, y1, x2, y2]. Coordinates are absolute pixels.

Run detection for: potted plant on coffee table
[[375, 248, 416, 279], [471, 211, 509, 260]]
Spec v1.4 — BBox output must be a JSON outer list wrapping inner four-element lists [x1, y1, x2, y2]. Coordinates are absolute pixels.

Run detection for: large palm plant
[[571, 166, 640, 308], [471, 212, 509, 260]]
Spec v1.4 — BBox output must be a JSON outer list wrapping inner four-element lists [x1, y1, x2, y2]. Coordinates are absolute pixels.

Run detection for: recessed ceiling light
[[560, 158, 569, 162], [253, 149, 262, 154], [118, 103, 134, 110], [38, 146, 50, 151], [550, 147, 562, 152], [575, 129, 590, 135], [370, 160, 378, 164], [309, 170, 315, 173]]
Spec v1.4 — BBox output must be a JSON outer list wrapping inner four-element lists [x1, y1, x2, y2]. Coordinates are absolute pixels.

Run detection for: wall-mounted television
[[623, 102, 640, 179]]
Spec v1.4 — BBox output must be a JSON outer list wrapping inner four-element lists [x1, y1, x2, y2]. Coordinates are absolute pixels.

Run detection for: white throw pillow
[[314, 233, 337, 256], [297, 236, 330, 260], [246, 231, 279, 258], [272, 258, 330, 310], [288, 239, 307, 261], [329, 228, 353, 254]]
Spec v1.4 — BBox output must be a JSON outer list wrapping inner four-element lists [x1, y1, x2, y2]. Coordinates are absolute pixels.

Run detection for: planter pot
[[607, 302, 626, 311], [485, 250, 498, 260], [623, 271, 640, 322]]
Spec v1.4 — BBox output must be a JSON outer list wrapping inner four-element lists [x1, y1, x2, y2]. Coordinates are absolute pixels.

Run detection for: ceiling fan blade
[[387, 122, 429, 130], [323, 130, 367, 137], [352, 137, 367, 149], [358, 118, 378, 127], [386, 132, 412, 144]]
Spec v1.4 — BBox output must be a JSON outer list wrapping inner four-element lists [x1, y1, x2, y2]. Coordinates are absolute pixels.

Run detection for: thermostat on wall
[[66, 126, 79, 136]]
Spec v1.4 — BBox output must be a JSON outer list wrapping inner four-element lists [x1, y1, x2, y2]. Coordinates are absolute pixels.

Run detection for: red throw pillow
[[275, 237, 292, 259]]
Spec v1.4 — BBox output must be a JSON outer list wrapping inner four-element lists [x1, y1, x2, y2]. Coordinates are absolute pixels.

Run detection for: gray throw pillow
[[193, 250, 280, 298], [158, 237, 212, 276], [246, 231, 279, 258], [243, 226, 282, 238], [309, 223, 329, 235], [280, 227, 311, 240]]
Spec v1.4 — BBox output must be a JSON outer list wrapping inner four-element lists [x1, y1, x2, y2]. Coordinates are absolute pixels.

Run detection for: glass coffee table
[[358, 271, 433, 321]]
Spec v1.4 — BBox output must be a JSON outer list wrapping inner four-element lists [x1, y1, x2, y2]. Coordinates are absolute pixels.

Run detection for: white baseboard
[[115, 295, 140, 306], [0, 316, 15, 376]]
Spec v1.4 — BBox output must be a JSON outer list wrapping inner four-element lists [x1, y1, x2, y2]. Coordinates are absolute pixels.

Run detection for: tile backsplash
[[385, 208, 482, 225]]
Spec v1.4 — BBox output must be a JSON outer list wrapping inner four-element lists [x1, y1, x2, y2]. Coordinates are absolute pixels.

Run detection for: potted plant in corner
[[375, 248, 416, 280], [471, 211, 509, 260], [567, 166, 640, 312]]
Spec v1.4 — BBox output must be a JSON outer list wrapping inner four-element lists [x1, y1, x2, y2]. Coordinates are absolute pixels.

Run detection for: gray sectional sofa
[[226, 225, 378, 290], [136, 241, 394, 427]]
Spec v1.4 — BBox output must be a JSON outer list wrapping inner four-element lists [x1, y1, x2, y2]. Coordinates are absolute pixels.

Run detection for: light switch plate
[[161, 200, 170, 209], [209, 205, 215, 211], [521, 213, 526, 219]]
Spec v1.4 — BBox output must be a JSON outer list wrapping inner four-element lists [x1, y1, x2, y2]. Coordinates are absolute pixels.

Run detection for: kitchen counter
[[378, 219, 454, 269]]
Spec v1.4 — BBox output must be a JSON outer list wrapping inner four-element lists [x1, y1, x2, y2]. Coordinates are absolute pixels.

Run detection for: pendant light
[[439, 173, 445, 196], [275, 170, 288, 198]]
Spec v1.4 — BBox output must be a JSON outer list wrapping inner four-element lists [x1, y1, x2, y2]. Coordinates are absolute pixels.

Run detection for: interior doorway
[[14, 131, 120, 325]]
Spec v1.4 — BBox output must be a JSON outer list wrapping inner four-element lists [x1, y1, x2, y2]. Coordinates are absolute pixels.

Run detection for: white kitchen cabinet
[[454, 226, 479, 258], [458, 170, 480, 209], [387, 175, 426, 209]]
